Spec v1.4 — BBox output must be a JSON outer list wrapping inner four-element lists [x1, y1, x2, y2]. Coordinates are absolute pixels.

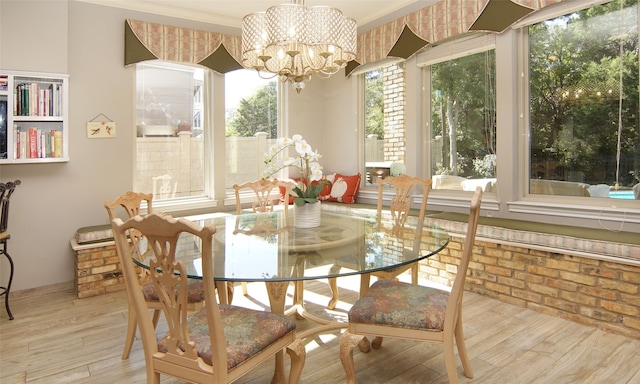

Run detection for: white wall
[[1, 0, 74, 292]]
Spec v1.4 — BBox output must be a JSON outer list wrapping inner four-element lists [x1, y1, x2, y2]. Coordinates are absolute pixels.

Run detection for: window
[[225, 70, 279, 189], [135, 62, 206, 200], [421, 37, 497, 194], [363, 62, 407, 186], [527, 0, 639, 200], [134, 63, 281, 207]]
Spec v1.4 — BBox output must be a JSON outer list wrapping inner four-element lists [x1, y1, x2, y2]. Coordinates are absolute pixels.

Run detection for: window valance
[[125, 0, 563, 76], [124, 19, 243, 74], [348, 0, 563, 74]]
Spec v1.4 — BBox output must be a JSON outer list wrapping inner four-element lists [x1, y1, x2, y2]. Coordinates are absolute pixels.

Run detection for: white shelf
[[0, 70, 69, 164]]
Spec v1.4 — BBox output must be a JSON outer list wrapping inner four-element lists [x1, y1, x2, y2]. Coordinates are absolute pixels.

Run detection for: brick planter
[[71, 239, 125, 298], [421, 236, 640, 340]]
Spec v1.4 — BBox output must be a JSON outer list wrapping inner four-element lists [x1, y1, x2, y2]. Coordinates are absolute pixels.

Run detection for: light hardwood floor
[[2, 274, 640, 384]]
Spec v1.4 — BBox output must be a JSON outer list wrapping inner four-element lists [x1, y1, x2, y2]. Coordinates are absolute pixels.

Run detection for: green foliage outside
[[364, 69, 384, 139], [431, 50, 497, 178], [529, 0, 639, 187], [226, 81, 278, 138]]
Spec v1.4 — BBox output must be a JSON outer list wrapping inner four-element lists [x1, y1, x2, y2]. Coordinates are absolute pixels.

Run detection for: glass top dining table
[[134, 205, 450, 383], [136, 206, 450, 285]]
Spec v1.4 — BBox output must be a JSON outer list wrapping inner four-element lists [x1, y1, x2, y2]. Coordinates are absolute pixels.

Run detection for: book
[[14, 125, 20, 159], [0, 100, 6, 159], [19, 130, 26, 159], [54, 130, 62, 158], [28, 127, 38, 158], [50, 129, 56, 157]]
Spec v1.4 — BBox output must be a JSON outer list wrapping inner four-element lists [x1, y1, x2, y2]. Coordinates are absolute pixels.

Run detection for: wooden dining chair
[[327, 174, 431, 309], [233, 178, 292, 216], [232, 178, 293, 296], [339, 187, 482, 384], [105, 191, 208, 360], [111, 212, 306, 384]]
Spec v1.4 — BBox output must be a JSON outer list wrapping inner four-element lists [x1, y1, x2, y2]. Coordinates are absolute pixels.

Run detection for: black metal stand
[[0, 240, 14, 320], [0, 179, 20, 321]]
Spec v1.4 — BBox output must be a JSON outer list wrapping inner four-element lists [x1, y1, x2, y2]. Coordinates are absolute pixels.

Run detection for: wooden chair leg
[[357, 337, 371, 353], [411, 262, 419, 284], [286, 339, 307, 384], [443, 332, 459, 384], [327, 277, 339, 309], [151, 309, 160, 327], [455, 315, 473, 378], [371, 336, 383, 349], [122, 304, 137, 360], [227, 282, 235, 303], [327, 263, 342, 309], [359, 273, 371, 297], [340, 332, 365, 384]]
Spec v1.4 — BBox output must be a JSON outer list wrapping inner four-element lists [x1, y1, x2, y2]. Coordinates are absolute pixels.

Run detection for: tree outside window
[[225, 70, 279, 188], [430, 49, 497, 192], [528, 0, 639, 199]]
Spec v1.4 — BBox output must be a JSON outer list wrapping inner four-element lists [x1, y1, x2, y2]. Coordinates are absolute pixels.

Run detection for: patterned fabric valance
[[125, 19, 243, 74], [349, 0, 564, 74], [125, 0, 564, 75]]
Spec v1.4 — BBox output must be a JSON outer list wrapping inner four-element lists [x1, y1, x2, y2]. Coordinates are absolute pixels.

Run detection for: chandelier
[[241, 0, 357, 94]]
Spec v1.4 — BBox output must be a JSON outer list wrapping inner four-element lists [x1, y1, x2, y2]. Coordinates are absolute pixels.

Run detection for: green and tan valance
[[125, 19, 243, 73], [124, 0, 565, 75], [349, 0, 564, 74]]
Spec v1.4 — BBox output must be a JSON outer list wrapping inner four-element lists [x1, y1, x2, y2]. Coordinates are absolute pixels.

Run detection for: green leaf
[[307, 183, 324, 198], [293, 196, 319, 206]]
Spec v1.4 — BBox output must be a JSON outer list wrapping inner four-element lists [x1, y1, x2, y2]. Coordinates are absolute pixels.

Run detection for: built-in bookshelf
[[0, 70, 69, 163]]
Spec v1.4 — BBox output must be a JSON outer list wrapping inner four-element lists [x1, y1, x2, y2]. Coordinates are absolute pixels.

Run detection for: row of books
[[13, 82, 63, 117], [14, 127, 63, 159]]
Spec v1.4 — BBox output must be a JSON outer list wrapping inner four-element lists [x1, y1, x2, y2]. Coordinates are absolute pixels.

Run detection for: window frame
[[508, 0, 639, 225], [133, 61, 216, 212], [416, 34, 501, 213], [133, 62, 284, 214]]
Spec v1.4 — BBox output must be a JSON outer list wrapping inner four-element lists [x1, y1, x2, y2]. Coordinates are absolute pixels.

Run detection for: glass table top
[[136, 208, 449, 282]]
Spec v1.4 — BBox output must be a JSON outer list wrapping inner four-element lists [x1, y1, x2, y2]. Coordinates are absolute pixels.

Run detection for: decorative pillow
[[320, 173, 361, 204]]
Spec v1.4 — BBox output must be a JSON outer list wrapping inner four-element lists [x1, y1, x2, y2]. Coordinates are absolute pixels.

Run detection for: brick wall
[[382, 62, 406, 163], [421, 236, 640, 340], [74, 242, 125, 298]]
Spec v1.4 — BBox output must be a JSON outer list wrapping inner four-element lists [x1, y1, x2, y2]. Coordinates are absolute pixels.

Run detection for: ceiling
[[78, 0, 439, 30]]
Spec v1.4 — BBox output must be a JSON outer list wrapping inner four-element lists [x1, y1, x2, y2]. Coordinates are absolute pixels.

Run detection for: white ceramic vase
[[294, 201, 321, 228]]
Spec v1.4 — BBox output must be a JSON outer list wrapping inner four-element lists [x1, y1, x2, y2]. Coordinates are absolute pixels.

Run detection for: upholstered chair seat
[[157, 304, 297, 370], [348, 279, 449, 331]]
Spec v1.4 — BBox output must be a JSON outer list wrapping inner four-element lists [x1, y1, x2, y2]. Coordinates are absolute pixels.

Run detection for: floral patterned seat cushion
[[348, 279, 449, 331], [157, 304, 297, 370], [141, 279, 205, 303]]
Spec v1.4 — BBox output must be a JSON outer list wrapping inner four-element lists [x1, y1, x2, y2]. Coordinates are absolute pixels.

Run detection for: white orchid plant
[[262, 134, 330, 206]]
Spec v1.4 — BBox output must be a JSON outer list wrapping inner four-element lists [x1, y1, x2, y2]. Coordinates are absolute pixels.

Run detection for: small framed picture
[[87, 121, 116, 138]]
